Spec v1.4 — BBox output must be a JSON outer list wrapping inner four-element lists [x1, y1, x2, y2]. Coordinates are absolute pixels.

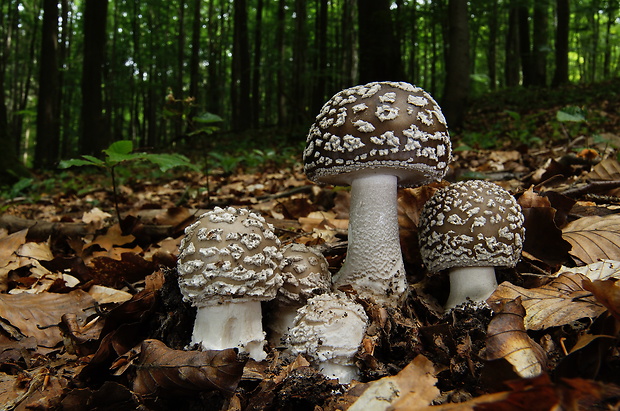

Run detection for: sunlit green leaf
[[557, 107, 586, 122], [144, 153, 200, 172]]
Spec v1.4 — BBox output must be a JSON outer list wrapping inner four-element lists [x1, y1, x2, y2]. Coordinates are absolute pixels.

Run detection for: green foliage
[[557, 106, 587, 123], [59, 140, 200, 173]]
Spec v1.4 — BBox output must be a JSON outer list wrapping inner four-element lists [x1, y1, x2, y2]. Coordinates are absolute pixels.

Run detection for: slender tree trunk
[[357, 0, 402, 83], [505, 4, 520, 87], [231, 0, 251, 131], [312, 0, 328, 113], [517, 5, 535, 86], [341, 0, 356, 88], [175, 0, 186, 139], [532, 1, 549, 86], [602, 2, 616, 78], [487, 0, 498, 89], [251, 0, 263, 128], [80, 0, 109, 155], [292, 0, 308, 125], [442, 0, 470, 130], [276, 0, 287, 127], [35, 0, 60, 168], [552, 0, 570, 86]]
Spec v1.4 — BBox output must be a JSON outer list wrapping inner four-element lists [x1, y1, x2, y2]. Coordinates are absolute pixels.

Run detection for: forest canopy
[[0, 0, 618, 182]]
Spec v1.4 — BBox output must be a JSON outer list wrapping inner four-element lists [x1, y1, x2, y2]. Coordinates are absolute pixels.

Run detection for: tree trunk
[[276, 0, 287, 127], [532, 1, 549, 86], [311, 0, 328, 113], [251, 0, 263, 128], [291, 0, 308, 126], [231, 0, 251, 131], [442, 0, 470, 130], [517, 5, 535, 86], [552, 0, 570, 87], [487, 0, 498, 89], [357, 0, 402, 83], [80, 0, 109, 156], [505, 4, 520, 87], [35, 0, 61, 169]]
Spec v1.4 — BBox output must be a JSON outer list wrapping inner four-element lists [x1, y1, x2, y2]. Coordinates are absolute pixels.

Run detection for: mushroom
[[303, 81, 452, 306], [418, 180, 525, 309], [177, 206, 283, 361], [284, 292, 368, 384], [266, 243, 331, 344]]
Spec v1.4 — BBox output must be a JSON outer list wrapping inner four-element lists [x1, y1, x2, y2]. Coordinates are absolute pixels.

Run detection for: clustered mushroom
[[284, 292, 368, 384], [418, 180, 525, 309], [177, 207, 283, 361], [303, 81, 451, 306], [266, 243, 332, 344]]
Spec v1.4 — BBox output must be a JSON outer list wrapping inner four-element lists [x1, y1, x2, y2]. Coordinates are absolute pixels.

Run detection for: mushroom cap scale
[[418, 180, 525, 273], [303, 81, 451, 187], [277, 243, 331, 305], [177, 207, 283, 306]]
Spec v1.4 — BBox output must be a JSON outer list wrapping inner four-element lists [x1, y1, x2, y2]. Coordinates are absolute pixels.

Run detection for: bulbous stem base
[[445, 266, 498, 310]]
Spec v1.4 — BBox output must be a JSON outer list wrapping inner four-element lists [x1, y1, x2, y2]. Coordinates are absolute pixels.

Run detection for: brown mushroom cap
[[418, 180, 525, 273], [303, 81, 451, 187]]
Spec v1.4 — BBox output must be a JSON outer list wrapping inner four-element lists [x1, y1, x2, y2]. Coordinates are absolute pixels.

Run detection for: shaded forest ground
[[0, 80, 619, 409]]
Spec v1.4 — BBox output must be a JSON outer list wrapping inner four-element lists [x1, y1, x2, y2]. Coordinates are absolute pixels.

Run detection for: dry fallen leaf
[[483, 298, 546, 378], [490, 273, 606, 330], [586, 157, 620, 181], [0, 290, 97, 348], [583, 278, 620, 323], [132, 339, 246, 395], [562, 214, 620, 264], [346, 355, 438, 411]]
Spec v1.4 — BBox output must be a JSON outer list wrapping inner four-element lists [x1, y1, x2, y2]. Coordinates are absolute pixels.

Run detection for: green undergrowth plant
[[60, 140, 199, 226]]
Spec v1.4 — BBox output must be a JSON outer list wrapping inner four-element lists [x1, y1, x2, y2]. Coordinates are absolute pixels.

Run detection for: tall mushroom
[[177, 207, 283, 361], [303, 81, 451, 306], [418, 180, 525, 309]]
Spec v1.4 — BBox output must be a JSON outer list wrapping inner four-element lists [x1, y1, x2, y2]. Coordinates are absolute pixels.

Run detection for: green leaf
[[104, 140, 134, 156], [193, 112, 223, 124], [59, 157, 105, 168], [557, 107, 586, 123], [105, 151, 146, 166], [144, 153, 200, 172]]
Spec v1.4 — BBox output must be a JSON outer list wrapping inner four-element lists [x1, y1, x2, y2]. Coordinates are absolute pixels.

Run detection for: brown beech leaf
[[0, 290, 97, 348], [346, 355, 438, 411], [490, 273, 606, 330], [132, 339, 246, 395], [586, 157, 620, 181], [562, 214, 620, 264], [583, 278, 620, 322], [482, 298, 546, 378]]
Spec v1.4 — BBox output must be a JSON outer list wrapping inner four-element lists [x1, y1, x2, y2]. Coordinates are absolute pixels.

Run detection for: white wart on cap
[[418, 180, 525, 309], [303, 81, 451, 187], [177, 206, 283, 360]]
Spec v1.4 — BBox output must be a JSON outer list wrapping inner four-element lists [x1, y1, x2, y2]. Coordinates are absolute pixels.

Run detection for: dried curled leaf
[[347, 355, 439, 411], [490, 273, 606, 330], [583, 278, 620, 322], [483, 298, 546, 378], [563, 215, 620, 264], [132, 339, 246, 395], [586, 158, 620, 181]]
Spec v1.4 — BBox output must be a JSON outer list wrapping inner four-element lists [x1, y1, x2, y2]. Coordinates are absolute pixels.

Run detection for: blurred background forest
[[0, 0, 619, 185]]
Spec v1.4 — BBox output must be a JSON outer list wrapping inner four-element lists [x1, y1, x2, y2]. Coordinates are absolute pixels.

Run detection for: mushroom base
[[266, 301, 300, 346], [332, 173, 407, 306], [319, 360, 360, 384], [192, 300, 267, 361], [445, 266, 498, 310]]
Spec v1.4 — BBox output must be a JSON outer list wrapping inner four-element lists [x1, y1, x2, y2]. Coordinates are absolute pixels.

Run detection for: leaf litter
[[0, 140, 620, 409]]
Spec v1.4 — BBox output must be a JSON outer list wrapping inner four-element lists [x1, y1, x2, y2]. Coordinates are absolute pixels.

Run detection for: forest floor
[[1, 80, 620, 410]]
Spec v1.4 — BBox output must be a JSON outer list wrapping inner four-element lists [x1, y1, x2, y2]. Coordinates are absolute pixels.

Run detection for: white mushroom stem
[[444, 266, 498, 310], [192, 300, 267, 361], [332, 172, 407, 305]]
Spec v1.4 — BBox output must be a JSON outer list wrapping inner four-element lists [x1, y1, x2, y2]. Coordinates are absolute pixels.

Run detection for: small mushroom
[[177, 207, 283, 361], [303, 81, 452, 306], [266, 243, 331, 344], [418, 180, 525, 309], [284, 292, 368, 384]]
